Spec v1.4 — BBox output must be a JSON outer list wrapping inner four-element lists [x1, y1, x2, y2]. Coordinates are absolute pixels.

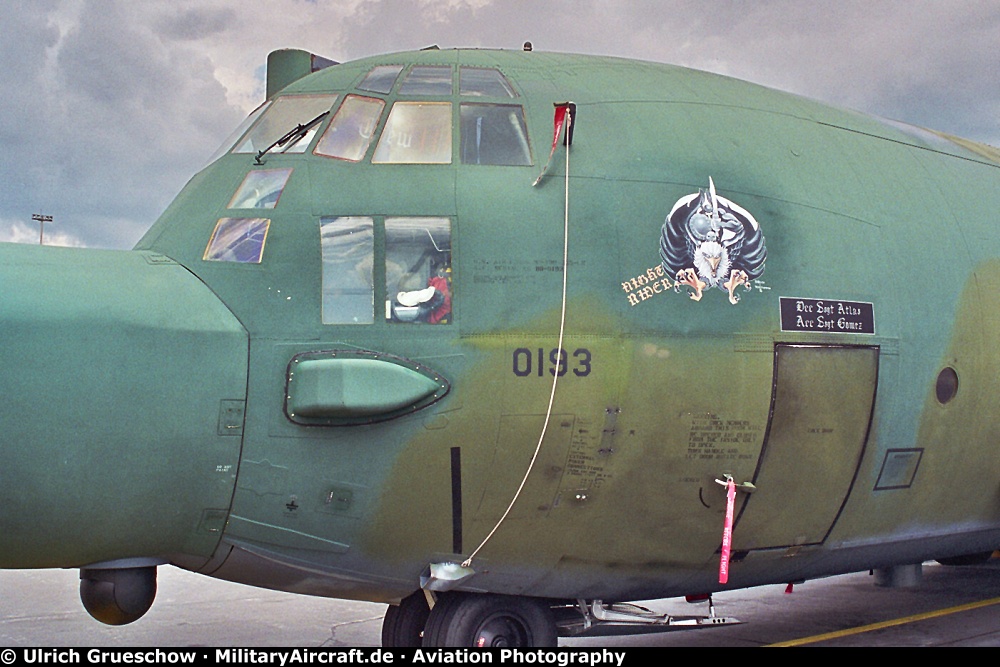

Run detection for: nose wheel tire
[[381, 590, 431, 647], [420, 593, 557, 647]]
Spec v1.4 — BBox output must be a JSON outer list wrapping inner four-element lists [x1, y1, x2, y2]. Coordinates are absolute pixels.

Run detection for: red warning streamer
[[532, 103, 572, 186], [719, 477, 736, 584]]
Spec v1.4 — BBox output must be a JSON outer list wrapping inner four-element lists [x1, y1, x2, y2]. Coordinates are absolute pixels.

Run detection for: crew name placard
[[779, 297, 875, 334]]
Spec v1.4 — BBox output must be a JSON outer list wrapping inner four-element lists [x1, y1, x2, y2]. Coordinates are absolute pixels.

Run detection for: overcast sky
[[3, 0, 999, 248]]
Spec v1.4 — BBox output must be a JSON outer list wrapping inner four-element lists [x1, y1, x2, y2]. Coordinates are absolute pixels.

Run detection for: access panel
[[732, 344, 878, 550]]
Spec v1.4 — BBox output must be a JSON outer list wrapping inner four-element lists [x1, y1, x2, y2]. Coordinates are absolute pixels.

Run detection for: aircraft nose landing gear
[[466, 611, 535, 648], [381, 590, 431, 647], [421, 593, 558, 648], [382, 591, 558, 648]]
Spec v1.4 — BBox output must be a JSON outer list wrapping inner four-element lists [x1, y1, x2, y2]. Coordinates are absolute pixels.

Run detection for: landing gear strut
[[380, 592, 741, 647]]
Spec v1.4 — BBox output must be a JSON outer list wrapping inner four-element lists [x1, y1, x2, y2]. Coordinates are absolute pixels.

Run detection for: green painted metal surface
[[5, 48, 1000, 609], [0, 246, 247, 568]]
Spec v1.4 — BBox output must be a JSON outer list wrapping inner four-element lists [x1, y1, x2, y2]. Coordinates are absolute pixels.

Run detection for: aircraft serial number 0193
[[512, 348, 592, 377]]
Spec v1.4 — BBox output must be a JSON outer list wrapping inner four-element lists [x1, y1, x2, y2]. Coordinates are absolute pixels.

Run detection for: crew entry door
[[731, 344, 878, 551]]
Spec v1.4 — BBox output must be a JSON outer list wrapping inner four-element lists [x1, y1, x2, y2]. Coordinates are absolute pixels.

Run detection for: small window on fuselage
[[385, 218, 451, 324], [204, 218, 270, 263], [228, 169, 292, 209], [320, 217, 374, 324]]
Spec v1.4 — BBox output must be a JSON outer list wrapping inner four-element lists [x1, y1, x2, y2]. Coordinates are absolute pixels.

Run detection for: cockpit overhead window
[[314, 95, 385, 162], [385, 217, 451, 324], [228, 169, 292, 209], [460, 67, 517, 98], [232, 94, 338, 155], [320, 217, 375, 324], [357, 65, 404, 94], [399, 66, 453, 96], [460, 104, 531, 166], [372, 102, 452, 164], [203, 217, 270, 263]]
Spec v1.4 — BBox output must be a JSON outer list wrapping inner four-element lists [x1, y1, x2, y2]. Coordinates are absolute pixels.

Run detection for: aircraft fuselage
[[3, 49, 1000, 637]]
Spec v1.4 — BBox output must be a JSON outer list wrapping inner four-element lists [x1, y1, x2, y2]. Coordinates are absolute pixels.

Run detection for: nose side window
[[228, 169, 293, 209], [320, 217, 375, 324], [203, 218, 271, 263], [385, 217, 452, 324]]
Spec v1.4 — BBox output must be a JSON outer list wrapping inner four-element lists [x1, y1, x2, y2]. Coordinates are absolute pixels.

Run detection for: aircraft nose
[[0, 244, 248, 570]]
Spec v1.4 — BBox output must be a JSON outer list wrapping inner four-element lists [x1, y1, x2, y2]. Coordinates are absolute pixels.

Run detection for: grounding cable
[[463, 113, 573, 568]]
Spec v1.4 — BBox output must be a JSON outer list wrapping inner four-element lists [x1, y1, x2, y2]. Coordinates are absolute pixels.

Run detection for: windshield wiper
[[255, 111, 330, 164]]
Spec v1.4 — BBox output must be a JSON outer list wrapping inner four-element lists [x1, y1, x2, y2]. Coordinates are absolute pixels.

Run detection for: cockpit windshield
[[232, 95, 337, 155], [372, 102, 452, 164], [315, 96, 385, 161], [211, 66, 531, 168]]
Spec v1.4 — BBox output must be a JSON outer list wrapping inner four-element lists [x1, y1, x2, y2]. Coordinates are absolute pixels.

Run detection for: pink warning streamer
[[719, 477, 736, 584]]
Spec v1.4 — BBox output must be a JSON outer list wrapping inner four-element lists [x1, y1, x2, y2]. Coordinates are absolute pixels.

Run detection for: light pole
[[31, 214, 52, 245]]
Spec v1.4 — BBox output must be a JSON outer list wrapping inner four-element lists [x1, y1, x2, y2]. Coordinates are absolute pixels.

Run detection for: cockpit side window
[[232, 94, 338, 155], [460, 104, 531, 166], [314, 95, 385, 162], [372, 102, 452, 164], [203, 218, 270, 263], [385, 217, 452, 324], [320, 217, 375, 324]]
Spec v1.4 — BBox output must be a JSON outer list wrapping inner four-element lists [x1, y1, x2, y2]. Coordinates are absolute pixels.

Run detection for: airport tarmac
[[2, 560, 1000, 647]]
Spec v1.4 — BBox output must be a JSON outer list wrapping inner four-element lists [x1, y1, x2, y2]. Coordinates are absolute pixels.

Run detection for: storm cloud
[[2, 0, 998, 248]]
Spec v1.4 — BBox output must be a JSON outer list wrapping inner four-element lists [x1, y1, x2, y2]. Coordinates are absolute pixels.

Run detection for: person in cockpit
[[391, 264, 451, 324]]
